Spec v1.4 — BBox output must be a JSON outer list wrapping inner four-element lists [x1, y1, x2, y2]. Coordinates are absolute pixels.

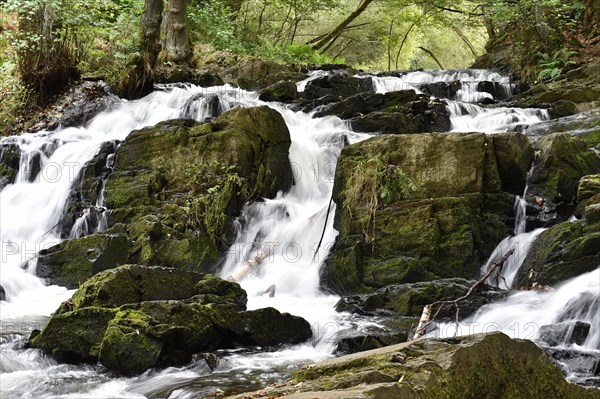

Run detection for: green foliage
[[188, 0, 237, 50], [250, 42, 340, 65], [182, 161, 247, 242], [483, 0, 588, 30], [537, 49, 578, 81]]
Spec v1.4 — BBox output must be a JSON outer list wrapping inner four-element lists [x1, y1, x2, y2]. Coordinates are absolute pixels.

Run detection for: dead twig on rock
[[413, 248, 515, 340]]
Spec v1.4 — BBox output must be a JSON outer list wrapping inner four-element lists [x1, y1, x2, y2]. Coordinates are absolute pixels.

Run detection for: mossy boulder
[[153, 65, 225, 87], [222, 58, 294, 90], [30, 265, 312, 375], [528, 133, 600, 224], [259, 80, 298, 102], [514, 220, 600, 289], [29, 307, 117, 363], [58, 265, 213, 312], [323, 133, 531, 294], [234, 333, 600, 399], [103, 106, 293, 273], [36, 233, 131, 289], [578, 174, 600, 200]]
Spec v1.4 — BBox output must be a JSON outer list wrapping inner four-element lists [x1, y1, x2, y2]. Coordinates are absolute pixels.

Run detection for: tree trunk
[[418, 46, 444, 69], [165, 0, 191, 64], [452, 25, 477, 58], [310, 0, 374, 51], [119, 0, 164, 99], [140, 0, 164, 67]]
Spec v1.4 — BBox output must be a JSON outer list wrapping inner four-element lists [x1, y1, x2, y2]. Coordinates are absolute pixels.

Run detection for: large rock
[[335, 278, 506, 321], [323, 132, 533, 294], [0, 141, 20, 189], [303, 72, 372, 100], [259, 81, 298, 102], [102, 106, 293, 273], [313, 90, 450, 134], [233, 332, 600, 398], [514, 220, 600, 288], [531, 133, 600, 201], [30, 265, 312, 375]]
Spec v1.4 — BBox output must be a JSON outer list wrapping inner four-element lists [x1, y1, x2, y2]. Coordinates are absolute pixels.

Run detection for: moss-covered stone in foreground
[[232, 333, 600, 399], [30, 265, 312, 375]]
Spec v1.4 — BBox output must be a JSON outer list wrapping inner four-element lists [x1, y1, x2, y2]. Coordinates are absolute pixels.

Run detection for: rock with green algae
[[258, 80, 298, 102], [36, 233, 131, 289], [528, 133, 600, 224], [0, 142, 20, 189], [100, 106, 293, 273], [29, 265, 312, 375], [231, 333, 600, 399], [578, 174, 600, 201], [323, 132, 531, 294], [514, 220, 600, 289]]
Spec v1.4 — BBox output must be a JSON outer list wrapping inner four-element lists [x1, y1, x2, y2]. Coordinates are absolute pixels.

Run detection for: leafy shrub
[[537, 49, 577, 81]]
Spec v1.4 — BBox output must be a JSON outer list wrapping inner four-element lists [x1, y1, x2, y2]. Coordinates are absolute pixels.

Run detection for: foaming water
[[0, 83, 371, 398], [218, 105, 371, 352], [482, 228, 546, 289], [431, 268, 600, 351], [447, 101, 549, 132]]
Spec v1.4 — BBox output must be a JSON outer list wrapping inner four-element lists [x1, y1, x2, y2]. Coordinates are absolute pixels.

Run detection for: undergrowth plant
[[341, 156, 418, 242], [182, 160, 247, 243], [537, 49, 578, 81]]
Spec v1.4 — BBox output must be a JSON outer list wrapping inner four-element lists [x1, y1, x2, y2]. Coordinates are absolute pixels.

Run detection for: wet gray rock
[[539, 321, 591, 346]]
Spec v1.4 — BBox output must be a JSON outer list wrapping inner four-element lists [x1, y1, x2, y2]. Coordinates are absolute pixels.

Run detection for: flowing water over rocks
[[1, 68, 599, 397]]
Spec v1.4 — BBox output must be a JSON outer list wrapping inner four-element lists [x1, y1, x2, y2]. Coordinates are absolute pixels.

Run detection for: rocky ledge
[[29, 265, 312, 375], [232, 332, 600, 399]]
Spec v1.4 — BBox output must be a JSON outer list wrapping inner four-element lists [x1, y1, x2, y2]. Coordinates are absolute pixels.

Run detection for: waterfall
[[0, 85, 243, 318], [1, 68, 595, 397]]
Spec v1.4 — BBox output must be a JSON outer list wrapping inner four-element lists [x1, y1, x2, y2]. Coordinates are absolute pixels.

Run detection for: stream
[[0, 69, 598, 397]]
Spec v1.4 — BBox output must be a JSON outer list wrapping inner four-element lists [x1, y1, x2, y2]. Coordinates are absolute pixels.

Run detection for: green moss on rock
[[102, 106, 293, 273], [324, 133, 525, 294], [515, 220, 600, 288], [36, 234, 131, 289]]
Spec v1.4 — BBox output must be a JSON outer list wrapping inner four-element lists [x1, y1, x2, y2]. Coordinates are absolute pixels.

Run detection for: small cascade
[[69, 152, 116, 239], [447, 102, 549, 132], [296, 70, 332, 92], [218, 106, 371, 351], [432, 268, 600, 385]]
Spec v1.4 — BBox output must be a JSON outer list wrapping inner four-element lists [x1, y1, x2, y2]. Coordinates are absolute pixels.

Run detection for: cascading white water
[[431, 268, 600, 382], [364, 69, 550, 132], [218, 106, 370, 352]]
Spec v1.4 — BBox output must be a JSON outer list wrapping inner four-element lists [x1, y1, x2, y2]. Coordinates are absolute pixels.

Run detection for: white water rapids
[[0, 69, 597, 397]]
